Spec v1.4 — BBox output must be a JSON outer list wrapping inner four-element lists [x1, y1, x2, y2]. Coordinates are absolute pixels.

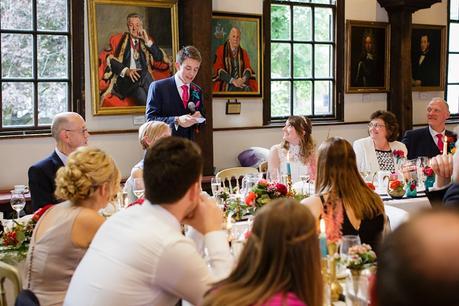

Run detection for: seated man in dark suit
[[28, 112, 89, 211], [145, 45, 205, 140], [402, 97, 455, 160]]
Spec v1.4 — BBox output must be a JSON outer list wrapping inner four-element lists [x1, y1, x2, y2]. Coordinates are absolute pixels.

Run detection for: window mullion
[[33, 0, 39, 128]]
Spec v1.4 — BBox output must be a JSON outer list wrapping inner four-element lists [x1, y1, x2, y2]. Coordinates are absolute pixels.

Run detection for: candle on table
[[286, 151, 292, 176], [319, 219, 327, 257], [443, 135, 448, 155], [226, 214, 233, 231]]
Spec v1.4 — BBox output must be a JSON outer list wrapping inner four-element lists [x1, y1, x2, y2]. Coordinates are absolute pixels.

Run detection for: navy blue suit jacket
[[28, 151, 63, 211], [145, 76, 205, 139], [402, 127, 456, 160]]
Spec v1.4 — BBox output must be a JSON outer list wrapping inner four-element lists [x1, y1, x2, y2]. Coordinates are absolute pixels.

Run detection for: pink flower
[[258, 179, 268, 186]]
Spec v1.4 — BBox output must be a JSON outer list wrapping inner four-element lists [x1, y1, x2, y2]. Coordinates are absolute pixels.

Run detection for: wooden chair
[[215, 167, 258, 193], [258, 161, 268, 173], [0, 261, 22, 306]]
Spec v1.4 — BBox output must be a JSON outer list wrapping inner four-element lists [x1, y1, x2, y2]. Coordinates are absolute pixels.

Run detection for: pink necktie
[[181, 85, 189, 109], [436, 134, 444, 153]]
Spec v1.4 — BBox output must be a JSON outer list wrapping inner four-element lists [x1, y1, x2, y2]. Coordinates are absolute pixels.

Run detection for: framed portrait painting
[[211, 12, 262, 97], [346, 20, 390, 93], [88, 0, 179, 116], [411, 24, 446, 92]]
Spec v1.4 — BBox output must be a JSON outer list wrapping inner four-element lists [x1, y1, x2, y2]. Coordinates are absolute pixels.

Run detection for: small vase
[[349, 269, 362, 297], [405, 187, 417, 198], [327, 242, 343, 302], [388, 188, 405, 199], [424, 176, 435, 190]]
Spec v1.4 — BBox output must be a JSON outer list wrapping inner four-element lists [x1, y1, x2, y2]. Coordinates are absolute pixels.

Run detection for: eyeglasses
[[64, 128, 88, 134], [368, 123, 385, 129]]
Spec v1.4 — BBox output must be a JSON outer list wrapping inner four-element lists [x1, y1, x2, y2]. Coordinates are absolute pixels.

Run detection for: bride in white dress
[[268, 116, 316, 184]]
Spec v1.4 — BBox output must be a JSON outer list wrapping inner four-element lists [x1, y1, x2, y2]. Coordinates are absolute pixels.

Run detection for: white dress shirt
[[64, 201, 232, 306], [174, 73, 189, 101], [54, 147, 68, 165], [429, 125, 445, 147]]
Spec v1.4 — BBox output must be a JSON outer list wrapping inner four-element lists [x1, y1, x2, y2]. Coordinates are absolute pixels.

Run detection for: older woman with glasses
[[353, 110, 407, 174]]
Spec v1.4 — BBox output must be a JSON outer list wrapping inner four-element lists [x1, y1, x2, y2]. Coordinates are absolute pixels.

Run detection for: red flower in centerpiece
[[274, 183, 288, 196], [366, 182, 376, 190], [393, 150, 405, 158], [127, 198, 144, 208], [390, 180, 402, 189], [245, 192, 256, 206], [409, 181, 416, 191], [2, 231, 18, 246], [423, 166, 434, 177]]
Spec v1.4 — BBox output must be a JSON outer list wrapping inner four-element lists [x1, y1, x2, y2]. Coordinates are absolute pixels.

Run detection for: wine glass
[[299, 174, 311, 195], [10, 190, 26, 220], [211, 177, 222, 197], [340, 235, 361, 262], [133, 178, 145, 199]]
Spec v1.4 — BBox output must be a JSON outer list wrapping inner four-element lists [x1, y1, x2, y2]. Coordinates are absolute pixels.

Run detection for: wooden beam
[[377, 0, 441, 136], [180, 0, 214, 175]]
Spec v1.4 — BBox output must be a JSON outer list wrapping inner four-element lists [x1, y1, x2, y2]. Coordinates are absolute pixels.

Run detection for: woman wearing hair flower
[[25, 147, 121, 306], [353, 110, 407, 174], [268, 115, 316, 183], [202, 198, 323, 306], [302, 137, 386, 250]]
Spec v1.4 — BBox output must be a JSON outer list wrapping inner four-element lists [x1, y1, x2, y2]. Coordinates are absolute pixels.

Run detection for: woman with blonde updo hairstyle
[[25, 146, 121, 306], [125, 121, 171, 202], [203, 198, 323, 306]]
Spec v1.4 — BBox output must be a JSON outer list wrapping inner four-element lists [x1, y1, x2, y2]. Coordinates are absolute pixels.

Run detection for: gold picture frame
[[88, 0, 179, 116], [411, 24, 446, 92], [345, 20, 390, 93], [211, 12, 263, 97]]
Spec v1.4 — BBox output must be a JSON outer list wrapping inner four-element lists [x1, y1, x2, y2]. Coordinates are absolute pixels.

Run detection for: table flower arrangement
[[405, 179, 417, 198], [392, 149, 405, 168], [447, 136, 457, 155], [388, 176, 405, 199], [346, 244, 377, 271], [0, 204, 51, 264], [422, 166, 435, 190], [244, 179, 288, 209]]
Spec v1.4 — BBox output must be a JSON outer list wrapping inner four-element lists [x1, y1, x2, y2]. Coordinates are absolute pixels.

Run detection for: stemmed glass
[[211, 177, 222, 197], [10, 190, 26, 220], [340, 235, 361, 262], [299, 174, 311, 195], [133, 178, 145, 199]]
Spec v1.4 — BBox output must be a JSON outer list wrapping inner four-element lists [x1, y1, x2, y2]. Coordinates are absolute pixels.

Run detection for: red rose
[[393, 150, 405, 158], [366, 182, 376, 190], [423, 167, 434, 177], [245, 192, 256, 206], [390, 180, 402, 189], [275, 183, 288, 196], [410, 182, 416, 191]]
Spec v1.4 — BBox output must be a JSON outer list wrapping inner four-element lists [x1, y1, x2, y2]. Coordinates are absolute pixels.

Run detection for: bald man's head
[[377, 209, 459, 306]]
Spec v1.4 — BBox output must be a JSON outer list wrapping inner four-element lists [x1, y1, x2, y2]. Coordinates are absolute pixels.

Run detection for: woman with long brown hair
[[202, 198, 323, 306], [268, 115, 316, 183], [302, 137, 385, 250]]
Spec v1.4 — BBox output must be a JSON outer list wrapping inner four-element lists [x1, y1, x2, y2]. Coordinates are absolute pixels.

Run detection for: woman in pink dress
[[202, 198, 323, 306]]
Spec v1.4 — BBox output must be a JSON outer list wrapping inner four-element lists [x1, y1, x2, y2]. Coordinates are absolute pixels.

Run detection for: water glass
[[211, 177, 222, 197], [10, 190, 26, 219], [133, 178, 145, 199], [340, 235, 361, 261], [299, 174, 311, 195]]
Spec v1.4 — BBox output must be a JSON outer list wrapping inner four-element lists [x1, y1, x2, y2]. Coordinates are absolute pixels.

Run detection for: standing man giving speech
[[146, 46, 205, 140]]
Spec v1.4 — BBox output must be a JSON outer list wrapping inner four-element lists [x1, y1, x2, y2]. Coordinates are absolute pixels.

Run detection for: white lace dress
[[273, 144, 316, 183]]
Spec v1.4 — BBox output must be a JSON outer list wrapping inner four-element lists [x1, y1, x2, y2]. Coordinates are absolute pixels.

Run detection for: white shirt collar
[[429, 125, 445, 140], [55, 147, 68, 166], [143, 199, 181, 232], [174, 73, 187, 89]]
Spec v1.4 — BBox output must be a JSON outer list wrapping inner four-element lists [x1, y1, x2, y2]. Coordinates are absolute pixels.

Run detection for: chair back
[[216, 167, 258, 192], [0, 261, 22, 306], [258, 161, 268, 173]]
